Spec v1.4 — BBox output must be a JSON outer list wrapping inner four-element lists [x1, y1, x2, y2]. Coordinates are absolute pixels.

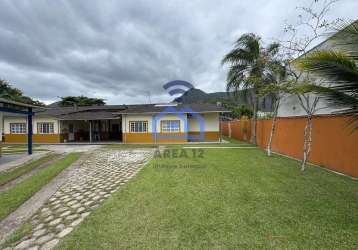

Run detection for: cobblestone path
[[2, 149, 153, 250]]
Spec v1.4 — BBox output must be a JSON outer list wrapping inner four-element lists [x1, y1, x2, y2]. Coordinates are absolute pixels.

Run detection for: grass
[[0, 153, 81, 221], [104, 136, 250, 149], [2, 222, 33, 248], [56, 146, 358, 249], [0, 154, 57, 186]]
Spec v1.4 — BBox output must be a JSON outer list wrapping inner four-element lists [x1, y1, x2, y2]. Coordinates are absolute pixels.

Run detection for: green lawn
[[105, 136, 250, 149], [0, 153, 81, 221], [0, 154, 57, 186], [56, 147, 358, 249]]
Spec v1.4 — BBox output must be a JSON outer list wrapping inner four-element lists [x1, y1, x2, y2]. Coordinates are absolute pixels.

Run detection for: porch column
[[98, 120, 101, 141], [89, 120, 92, 142], [27, 107, 33, 154]]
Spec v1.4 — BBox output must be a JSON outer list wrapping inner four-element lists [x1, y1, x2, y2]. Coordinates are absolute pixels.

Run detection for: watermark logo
[[153, 148, 205, 169], [154, 148, 204, 159], [152, 106, 205, 141], [163, 80, 194, 96], [152, 80, 206, 141]]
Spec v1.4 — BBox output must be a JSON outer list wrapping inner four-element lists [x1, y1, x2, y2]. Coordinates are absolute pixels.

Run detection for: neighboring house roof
[[3, 103, 229, 120], [173, 88, 274, 112], [295, 20, 358, 61]]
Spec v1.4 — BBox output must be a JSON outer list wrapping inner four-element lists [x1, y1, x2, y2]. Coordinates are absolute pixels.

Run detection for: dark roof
[[0, 98, 41, 108], [4, 103, 229, 120], [57, 110, 119, 120], [114, 103, 229, 114], [36, 105, 126, 117]]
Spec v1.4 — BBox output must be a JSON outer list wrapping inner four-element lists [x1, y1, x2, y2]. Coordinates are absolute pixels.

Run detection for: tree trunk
[[251, 94, 258, 146], [301, 115, 313, 171], [267, 99, 280, 156]]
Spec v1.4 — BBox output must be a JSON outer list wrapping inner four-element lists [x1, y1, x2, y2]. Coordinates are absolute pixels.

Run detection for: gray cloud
[[0, 0, 357, 104]]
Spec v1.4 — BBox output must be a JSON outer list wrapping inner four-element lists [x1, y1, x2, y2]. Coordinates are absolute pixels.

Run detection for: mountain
[[174, 88, 225, 103], [174, 88, 274, 112]]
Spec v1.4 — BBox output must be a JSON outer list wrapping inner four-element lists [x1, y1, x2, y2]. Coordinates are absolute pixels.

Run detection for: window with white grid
[[129, 121, 148, 133], [10, 123, 26, 134], [161, 120, 180, 133], [37, 122, 54, 134]]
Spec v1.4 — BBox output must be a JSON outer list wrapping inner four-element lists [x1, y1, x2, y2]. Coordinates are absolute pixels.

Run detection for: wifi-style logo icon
[[163, 80, 194, 96]]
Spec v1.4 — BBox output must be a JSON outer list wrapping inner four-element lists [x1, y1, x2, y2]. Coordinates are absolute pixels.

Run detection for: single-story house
[[2, 103, 229, 143]]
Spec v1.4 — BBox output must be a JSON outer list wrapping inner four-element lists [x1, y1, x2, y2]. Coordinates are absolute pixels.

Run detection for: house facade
[[2, 103, 228, 144]]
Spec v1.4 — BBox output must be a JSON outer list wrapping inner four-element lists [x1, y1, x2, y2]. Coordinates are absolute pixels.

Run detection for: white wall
[[123, 114, 187, 133], [122, 114, 153, 133], [277, 93, 342, 117], [3, 116, 59, 134], [155, 114, 187, 133], [123, 113, 220, 133], [188, 113, 219, 132], [277, 35, 347, 117]]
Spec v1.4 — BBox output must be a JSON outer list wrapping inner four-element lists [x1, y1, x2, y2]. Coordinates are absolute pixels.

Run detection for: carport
[[0, 98, 39, 156]]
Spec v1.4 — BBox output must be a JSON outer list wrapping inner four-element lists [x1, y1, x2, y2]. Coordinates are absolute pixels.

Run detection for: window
[[129, 121, 148, 133], [161, 120, 180, 133], [37, 122, 54, 134], [10, 123, 26, 134]]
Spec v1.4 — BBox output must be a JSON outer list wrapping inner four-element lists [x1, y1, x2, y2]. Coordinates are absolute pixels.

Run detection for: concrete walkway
[[0, 154, 64, 193], [1, 149, 153, 250], [0, 152, 49, 173], [38, 145, 102, 154], [0, 153, 86, 246]]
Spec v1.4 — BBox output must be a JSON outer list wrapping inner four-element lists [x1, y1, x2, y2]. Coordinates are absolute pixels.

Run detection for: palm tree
[[222, 33, 280, 145], [296, 21, 358, 130]]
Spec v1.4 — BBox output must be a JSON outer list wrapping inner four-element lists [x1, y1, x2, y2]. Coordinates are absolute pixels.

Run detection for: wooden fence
[[221, 115, 358, 178]]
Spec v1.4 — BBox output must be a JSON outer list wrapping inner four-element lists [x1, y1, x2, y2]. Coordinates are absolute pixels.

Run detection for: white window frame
[[129, 121, 148, 133], [161, 120, 180, 133], [37, 122, 54, 134], [10, 123, 27, 134]]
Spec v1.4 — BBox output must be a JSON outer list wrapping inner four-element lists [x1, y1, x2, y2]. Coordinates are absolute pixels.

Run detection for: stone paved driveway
[[3, 149, 153, 250]]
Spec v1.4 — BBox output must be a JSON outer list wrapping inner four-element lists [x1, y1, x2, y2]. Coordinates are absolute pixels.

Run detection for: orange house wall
[[221, 115, 358, 178], [124, 132, 220, 143], [4, 134, 61, 143], [123, 133, 188, 143]]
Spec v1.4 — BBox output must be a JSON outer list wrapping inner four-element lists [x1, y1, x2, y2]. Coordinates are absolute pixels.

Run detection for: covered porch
[[60, 119, 122, 143]]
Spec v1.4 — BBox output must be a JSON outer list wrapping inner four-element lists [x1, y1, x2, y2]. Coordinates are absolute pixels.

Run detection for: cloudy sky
[[0, 0, 356, 104]]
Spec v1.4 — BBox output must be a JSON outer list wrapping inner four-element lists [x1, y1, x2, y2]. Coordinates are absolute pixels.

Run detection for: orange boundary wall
[[221, 115, 358, 178]]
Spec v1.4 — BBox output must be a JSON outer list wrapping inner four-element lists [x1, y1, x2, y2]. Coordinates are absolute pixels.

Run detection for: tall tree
[[59, 96, 105, 107], [296, 21, 358, 130], [279, 0, 342, 170], [259, 61, 288, 156], [0, 79, 44, 106], [222, 33, 280, 145]]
